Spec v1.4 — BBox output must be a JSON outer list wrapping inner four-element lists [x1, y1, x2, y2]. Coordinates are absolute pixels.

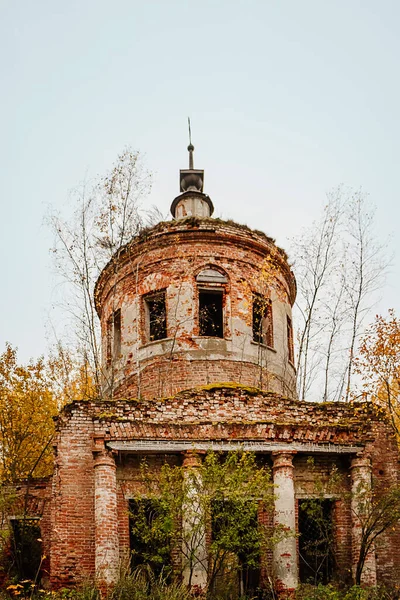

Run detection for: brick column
[[272, 452, 298, 596], [182, 451, 208, 591], [350, 455, 377, 586], [94, 449, 119, 586]]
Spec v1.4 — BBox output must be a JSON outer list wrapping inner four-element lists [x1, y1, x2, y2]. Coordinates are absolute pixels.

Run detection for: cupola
[[170, 133, 214, 219]]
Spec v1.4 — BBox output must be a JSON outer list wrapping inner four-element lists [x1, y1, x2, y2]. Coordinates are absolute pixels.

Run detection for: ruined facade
[[25, 147, 400, 595]]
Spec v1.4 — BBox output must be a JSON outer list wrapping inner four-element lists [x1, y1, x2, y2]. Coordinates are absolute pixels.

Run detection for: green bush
[[295, 584, 400, 600]]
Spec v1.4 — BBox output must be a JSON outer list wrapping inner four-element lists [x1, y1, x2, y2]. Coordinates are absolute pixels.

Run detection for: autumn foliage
[[0, 344, 58, 481], [355, 309, 400, 438]]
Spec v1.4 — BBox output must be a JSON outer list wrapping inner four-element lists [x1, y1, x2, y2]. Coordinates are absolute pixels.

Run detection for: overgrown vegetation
[[2, 579, 400, 600], [295, 584, 400, 600], [0, 344, 57, 481], [130, 451, 277, 598], [354, 309, 400, 440]]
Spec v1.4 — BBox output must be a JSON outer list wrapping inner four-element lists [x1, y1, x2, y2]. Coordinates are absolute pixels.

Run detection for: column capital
[[93, 449, 116, 469], [272, 451, 296, 471], [182, 450, 204, 469], [350, 454, 372, 471]]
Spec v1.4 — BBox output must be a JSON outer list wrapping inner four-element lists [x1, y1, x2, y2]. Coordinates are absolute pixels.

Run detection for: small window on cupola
[[199, 291, 224, 337], [145, 291, 167, 342], [287, 315, 294, 364], [196, 268, 227, 338], [252, 294, 273, 347], [106, 308, 122, 363]]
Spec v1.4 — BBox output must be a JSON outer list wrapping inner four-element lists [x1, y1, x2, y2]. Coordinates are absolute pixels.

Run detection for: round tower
[[94, 145, 297, 399]]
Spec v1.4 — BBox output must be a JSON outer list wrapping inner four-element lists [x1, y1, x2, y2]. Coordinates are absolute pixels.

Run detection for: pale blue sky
[[1, 0, 399, 362]]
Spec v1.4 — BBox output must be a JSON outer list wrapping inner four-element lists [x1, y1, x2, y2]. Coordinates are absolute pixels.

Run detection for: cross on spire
[[188, 117, 194, 169]]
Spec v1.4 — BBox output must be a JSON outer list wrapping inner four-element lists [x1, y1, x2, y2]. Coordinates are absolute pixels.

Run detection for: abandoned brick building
[[23, 146, 400, 595]]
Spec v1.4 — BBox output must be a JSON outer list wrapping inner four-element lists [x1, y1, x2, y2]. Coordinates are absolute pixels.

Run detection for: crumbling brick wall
[[49, 387, 400, 587], [94, 218, 297, 400]]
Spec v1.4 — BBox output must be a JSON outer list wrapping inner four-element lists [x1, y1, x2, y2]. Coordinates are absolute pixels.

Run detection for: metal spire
[[188, 117, 194, 169]]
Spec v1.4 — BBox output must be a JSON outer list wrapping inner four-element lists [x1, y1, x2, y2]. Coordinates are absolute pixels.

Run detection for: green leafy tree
[[131, 451, 276, 598]]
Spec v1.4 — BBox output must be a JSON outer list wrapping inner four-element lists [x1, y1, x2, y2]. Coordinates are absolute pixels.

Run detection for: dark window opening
[[113, 309, 121, 356], [211, 499, 260, 596], [287, 315, 294, 363], [129, 499, 171, 578], [107, 309, 122, 362], [252, 294, 273, 347], [106, 315, 113, 363], [146, 293, 167, 342], [11, 518, 42, 581], [199, 290, 223, 337], [299, 499, 334, 585]]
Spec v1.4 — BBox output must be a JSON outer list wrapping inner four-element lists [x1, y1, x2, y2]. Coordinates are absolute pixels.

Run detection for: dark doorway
[[11, 518, 42, 580], [129, 499, 171, 577], [199, 291, 223, 337], [299, 499, 334, 585], [211, 499, 260, 597]]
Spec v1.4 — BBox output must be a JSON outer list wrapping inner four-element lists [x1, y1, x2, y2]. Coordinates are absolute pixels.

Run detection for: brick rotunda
[[30, 145, 400, 596]]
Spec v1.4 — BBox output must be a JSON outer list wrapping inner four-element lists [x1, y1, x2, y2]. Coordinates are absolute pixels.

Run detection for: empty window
[[145, 292, 167, 341], [107, 309, 121, 362], [252, 294, 273, 347], [287, 315, 294, 363], [199, 290, 223, 337], [113, 309, 121, 356], [299, 499, 334, 585]]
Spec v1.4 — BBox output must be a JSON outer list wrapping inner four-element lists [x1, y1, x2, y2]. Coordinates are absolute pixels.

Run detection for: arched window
[[196, 268, 228, 285], [196, 268, 228, 338]]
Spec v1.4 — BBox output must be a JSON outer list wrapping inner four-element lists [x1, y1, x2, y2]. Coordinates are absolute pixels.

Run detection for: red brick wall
[[365, 423, 400, 585], [116, 484, 130, 568], [117, 357, 296, 400], [50, 405, 96, 587]]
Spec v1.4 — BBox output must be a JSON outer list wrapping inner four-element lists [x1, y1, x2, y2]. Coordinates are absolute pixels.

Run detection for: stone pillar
[[350, 455, 377, 586], [182, 451, 208, 591], [272, 452, 298, 596], [94, 449, 120, 586]]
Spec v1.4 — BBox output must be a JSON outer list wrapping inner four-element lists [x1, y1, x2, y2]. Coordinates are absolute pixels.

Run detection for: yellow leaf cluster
[[354, 309, 400, 440], [0, 344, 58, 481]]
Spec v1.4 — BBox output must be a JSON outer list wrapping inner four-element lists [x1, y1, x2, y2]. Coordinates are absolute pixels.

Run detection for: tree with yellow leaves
[[0, 344, 58, 481], [46, 341, 97, 404], [354, 309, 400, 438]]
